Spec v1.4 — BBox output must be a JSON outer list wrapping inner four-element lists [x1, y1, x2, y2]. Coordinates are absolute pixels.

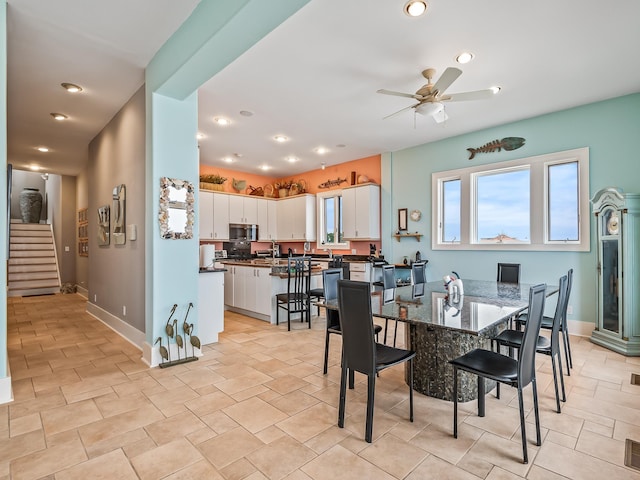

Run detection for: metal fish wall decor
[[318, 177, 347, 189], [467, 137, 526, 160]]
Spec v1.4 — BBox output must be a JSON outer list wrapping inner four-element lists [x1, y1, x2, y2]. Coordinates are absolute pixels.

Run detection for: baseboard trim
[[86, 303, 144, 351], [76, 285, 88, 299], [0, 355, 14, 405], [568, 318, 594, 337]]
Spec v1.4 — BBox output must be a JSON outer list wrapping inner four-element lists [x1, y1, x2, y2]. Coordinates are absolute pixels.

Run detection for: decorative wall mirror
[[159, 177, 194, 239], [112, 184, 126, 245], [97, 205, 110, 246]]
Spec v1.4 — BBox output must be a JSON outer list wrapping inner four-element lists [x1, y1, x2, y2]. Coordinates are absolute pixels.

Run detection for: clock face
[[410, 209, 422, 221], [607, 214, 619, 235]]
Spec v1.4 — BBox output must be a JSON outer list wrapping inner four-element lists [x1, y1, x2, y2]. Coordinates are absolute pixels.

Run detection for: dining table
[[318, 279, 558, 409]]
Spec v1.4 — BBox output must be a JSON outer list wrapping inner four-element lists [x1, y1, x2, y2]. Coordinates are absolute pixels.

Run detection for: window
[[432, 147, 589, 251], [317, 191, 348, 248]]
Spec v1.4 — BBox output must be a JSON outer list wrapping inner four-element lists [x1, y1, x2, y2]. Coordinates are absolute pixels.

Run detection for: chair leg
[[550, 354, 561, 413], [323, 330, 331, 375], [392, 320, 399, 347], [365, 373, 376, 443], [532, 378, 541, 446], [409, 359, 414, 422], [517, 386, 528, 464], [453, 366, 458, 438], [287, 304, 291, 331], [562, 329, 573, 373], [383, 319, 389, 344], [478, 376, 486, 417], [557, 352, 566, 402], [349, 368, 355, 389], [338, 362, 347, 428]]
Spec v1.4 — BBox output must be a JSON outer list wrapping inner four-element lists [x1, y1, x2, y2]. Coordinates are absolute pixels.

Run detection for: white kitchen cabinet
[[224, 264, 274, 319], [349, 261, 371, 282], [276, 194, 316, 241], [229, 195, 258, 224], [199, 191, 214, 240], [253, 267, 273, 316], [258, 199, 278, 241], [198, 271, 224, 344], [212, 193, 230, 240], [224, 266, 235, 306], [342, 184, 380, 240]]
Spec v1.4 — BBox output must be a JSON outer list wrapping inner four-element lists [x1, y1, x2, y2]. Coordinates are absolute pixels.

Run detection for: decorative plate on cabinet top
[[410, 209, 422, 221]]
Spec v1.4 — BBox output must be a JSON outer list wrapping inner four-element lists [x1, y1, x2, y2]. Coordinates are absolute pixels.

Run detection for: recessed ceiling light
[[61, 82, 82, 93], [239, 110, 254, 117], [490, 86, 502, 94], [456, 52, 474, 64], [315, 147, 329, 155], [36, 147, 49, 152], [286, 156, 298, 163], [50, 113, 68, 121], [196, 132, 205, 140], [213, 117, 230, 126], [29, 165, 41, 171], [223, 157, 234, 163], [274, 135, 288, 143], [336, 144, 346, 148], [404, 1, 428, 17], [260, 165, 271, 171]]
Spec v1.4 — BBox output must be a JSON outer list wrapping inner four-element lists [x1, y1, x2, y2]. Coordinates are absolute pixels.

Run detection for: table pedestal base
[[405, 322, 504, 402]]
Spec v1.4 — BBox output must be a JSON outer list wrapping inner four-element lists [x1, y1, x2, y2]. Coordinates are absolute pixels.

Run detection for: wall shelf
[[393, 233, 423, 242]]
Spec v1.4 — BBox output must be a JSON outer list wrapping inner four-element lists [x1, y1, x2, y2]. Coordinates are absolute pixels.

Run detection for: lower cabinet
[[224, 265, 274, 319], [198, 272, 224, 345]]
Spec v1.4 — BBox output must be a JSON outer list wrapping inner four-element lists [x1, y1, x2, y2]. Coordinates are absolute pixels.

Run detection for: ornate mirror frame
[[159, 177, 195, 239]]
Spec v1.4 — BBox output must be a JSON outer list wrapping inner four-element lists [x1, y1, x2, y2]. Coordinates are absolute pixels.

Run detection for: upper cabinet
[[258, 199, 278, 241], [199, 191, 214, 240], [342, 184, 380, 240], [277, 194, 316, 241], [229, 195, 258, 224], [199, 191, 229, 240]]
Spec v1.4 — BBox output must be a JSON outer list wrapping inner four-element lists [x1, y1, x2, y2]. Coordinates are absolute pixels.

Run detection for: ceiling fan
[[377, 67, 496, 123]]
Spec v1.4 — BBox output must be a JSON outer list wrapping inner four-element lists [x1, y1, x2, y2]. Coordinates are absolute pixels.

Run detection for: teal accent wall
[[0, 0, 7, 379], [382, 93, 640, 325]]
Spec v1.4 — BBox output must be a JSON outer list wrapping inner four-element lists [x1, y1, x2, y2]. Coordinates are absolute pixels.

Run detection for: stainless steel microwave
[[229, 223, 258, 241]]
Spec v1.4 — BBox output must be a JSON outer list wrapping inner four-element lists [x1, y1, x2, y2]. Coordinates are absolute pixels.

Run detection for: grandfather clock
[[591, 187, 640, 356]]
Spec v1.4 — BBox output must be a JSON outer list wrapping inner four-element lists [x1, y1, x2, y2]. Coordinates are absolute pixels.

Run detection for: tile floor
[[2, 293, 640, 479]]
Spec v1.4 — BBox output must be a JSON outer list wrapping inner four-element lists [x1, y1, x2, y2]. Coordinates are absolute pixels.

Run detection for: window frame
[[432, 147, 589, 251], [316, 189, 349, 249]]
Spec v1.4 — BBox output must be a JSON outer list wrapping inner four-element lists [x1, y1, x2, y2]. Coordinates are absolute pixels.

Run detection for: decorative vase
[[19, 187, 42, 223], [278, 188, 289, 198]]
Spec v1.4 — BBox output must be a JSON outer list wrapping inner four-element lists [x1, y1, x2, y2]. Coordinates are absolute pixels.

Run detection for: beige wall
[[75, 167, 89, 292], [87, 85, 146, 332]]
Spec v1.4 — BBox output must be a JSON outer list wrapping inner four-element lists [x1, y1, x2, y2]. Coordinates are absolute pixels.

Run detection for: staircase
[[8, 221, 61, 297]]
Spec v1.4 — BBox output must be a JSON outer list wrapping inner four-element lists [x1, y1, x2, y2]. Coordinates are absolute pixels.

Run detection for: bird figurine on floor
[[155, 337, 168, 365], [189, 323, 201, 356], [165, 304, 177, 360]]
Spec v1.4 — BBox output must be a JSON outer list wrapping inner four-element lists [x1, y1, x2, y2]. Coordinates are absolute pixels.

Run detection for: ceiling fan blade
[[383, 103, 420, 120], [377, 89, 421, 100], [431, 67, 462, 95], [443, 89, 495, 102]]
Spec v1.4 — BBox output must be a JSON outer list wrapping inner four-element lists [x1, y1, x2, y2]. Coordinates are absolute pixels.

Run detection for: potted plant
[[199, 173, 227, 191]]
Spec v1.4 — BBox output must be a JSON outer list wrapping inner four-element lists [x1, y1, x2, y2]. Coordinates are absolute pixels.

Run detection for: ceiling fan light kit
[[378, 66, 497, 122]]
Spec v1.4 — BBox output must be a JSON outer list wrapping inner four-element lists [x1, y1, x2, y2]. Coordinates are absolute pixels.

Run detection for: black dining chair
[[497, 263, 521, 284], [309, 256, 344, 315], [276, 256, 312, 331], [450, 283, 546, 464], [379, 265, 400, 346], [322, 268, 382, 375], [515, 268, 574, 375], [492, 275, 568, 413], [337, 279, 415, 443]]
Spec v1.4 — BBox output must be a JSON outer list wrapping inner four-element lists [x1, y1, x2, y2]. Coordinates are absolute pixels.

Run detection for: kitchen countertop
[[199, 267, 227, 273]]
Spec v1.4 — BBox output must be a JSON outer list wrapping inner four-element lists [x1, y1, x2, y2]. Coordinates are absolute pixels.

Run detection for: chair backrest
[[323, 268, 343, 329], [497, 263, 520, 284], [412, 282, 425, 298], [518, 283, 546, 387], [329, 255, 343, 268], [563, 268, 573, 330], [382, 264, 396, 289], [549, 275, 568, 354], [287, 256, 311, 310], [411, 261, 427, 285], [337, 280, 376, 375]]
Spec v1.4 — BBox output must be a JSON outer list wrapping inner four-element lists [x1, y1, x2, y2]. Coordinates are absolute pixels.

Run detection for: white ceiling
[[8, 0, 640, 178]]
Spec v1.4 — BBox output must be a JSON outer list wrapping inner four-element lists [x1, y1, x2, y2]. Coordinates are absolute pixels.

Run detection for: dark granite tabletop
[[320, 279, 558, 335]]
